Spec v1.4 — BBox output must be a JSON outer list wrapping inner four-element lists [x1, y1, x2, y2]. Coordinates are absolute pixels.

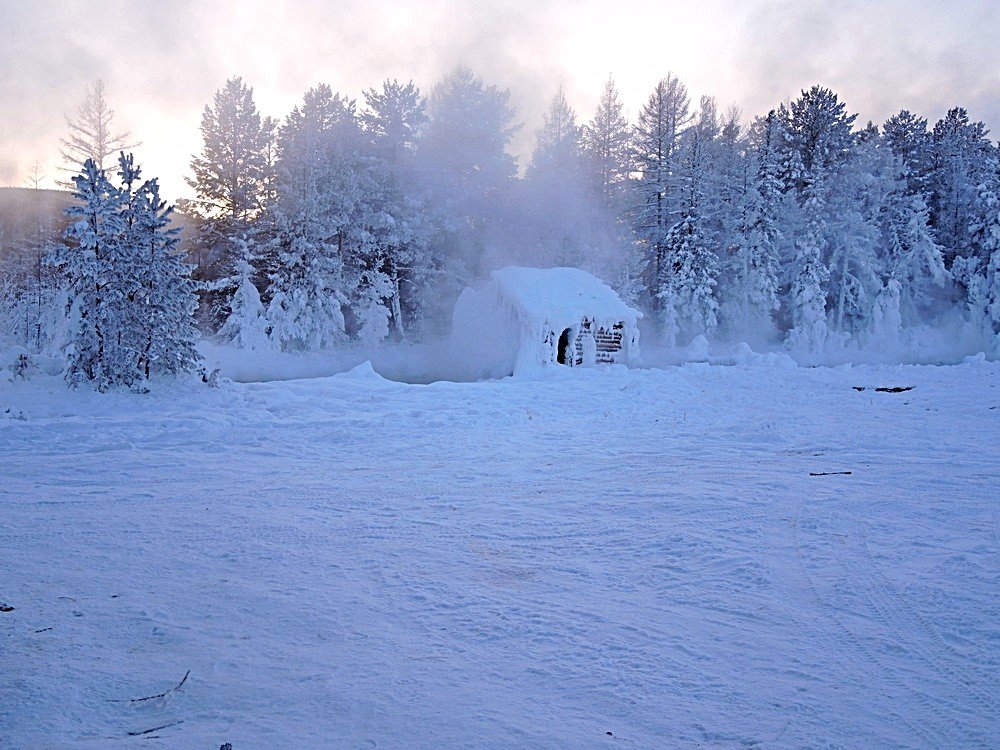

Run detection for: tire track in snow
[[828, 515, 996, 748], [845, 518, 999, 743], [789, 499, 946, 749]]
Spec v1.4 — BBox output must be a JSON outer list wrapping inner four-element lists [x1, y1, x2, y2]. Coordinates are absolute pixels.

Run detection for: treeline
[[181, 71, 1000, 354], [2, 70, 999, 388], [178, 72, 1000, 358]]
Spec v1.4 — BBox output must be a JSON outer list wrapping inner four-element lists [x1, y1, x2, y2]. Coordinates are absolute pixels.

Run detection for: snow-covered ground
[[2, 358, 998, 748]]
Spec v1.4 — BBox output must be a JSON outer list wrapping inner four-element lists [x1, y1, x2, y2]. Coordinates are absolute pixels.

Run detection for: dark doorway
[[557, 328, 571, 364]]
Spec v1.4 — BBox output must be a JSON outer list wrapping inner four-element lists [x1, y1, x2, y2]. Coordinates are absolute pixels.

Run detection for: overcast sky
[[1, 0, 997, 200]]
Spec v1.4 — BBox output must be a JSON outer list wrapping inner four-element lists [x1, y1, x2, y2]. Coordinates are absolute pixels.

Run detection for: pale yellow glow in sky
[[0, 0, 997, 201]]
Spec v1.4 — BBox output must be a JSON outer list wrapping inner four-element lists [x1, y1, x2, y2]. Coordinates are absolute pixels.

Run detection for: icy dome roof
[[490, 266, 641, 326]]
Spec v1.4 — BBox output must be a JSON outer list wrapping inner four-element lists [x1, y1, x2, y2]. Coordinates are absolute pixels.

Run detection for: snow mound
[[732, 342, 798, 369], [337, 360, 387, 381], [684, 334, 711, 361]]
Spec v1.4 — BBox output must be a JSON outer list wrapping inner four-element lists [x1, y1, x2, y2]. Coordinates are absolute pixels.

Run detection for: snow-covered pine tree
[[778, 86, 857, 195], [49, 159, 132, 388], [882, 110, 933, 198], [359, 79, 433, 338], [133, 174, 202, 377], [50, 155, 201, 390], [186, 77, 275, 331], [188, 77, 272, 225], [776, 87, 858, 351], [523, 88, 591, 268], [582, 76, 632, 209], [361, 79, 426, 164], [418, 67, 519, 285], [266, 85, 358, 350], [876, 119, 949, 326], [0, 211, 61, 352]]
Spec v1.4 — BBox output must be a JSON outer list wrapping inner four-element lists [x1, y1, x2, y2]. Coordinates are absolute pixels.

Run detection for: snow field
[[1, 361, 998, 748]]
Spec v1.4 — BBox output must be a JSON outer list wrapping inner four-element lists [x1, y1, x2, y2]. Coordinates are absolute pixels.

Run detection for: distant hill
[[0, 187, 74, 241], [0, 186, 196, 260]]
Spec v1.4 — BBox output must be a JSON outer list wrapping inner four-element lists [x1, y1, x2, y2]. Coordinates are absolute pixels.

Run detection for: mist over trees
[[2, 69, 1000, 387]]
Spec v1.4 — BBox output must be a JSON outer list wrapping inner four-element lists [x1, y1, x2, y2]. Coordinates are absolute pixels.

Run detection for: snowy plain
[[1, 352, 998, 748]]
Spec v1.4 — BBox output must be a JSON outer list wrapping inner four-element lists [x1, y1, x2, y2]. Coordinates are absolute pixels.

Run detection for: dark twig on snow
[[109, 670, 190, 703], [810, 471, 853, 476], [126, 720, 184, 737]]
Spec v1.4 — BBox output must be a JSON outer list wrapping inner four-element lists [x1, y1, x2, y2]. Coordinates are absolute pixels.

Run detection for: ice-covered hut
[[451, 266, 641, 378]]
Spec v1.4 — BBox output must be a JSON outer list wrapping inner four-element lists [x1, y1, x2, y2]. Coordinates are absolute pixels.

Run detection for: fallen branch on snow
[[127, 720, 184, 737], [109, 670, 190, 703], [852, 386, 914, 393]]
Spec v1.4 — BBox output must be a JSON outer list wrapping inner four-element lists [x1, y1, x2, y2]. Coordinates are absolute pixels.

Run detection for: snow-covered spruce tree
[[962, 165, 1000, 345], [658, 128, 720, 346], [580, 76, 641, 301], [729, 110, 783, 336], [927, 108, 994, 268], [707, 105, 748, 263], [50, 155, 200, 390], [659, 213, 719, 346], [878, 118, 948, 325], [824, 132, 885, 335], [633, 75, 692, 315], [775, 87, 858, 350], [186, 77, 275, 332], [217, 237, 271, 350], [786, 187, 830, 355]]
